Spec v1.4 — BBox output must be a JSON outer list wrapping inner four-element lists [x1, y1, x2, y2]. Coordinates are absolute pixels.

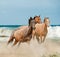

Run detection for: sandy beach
[[0, 38, 60, 57]]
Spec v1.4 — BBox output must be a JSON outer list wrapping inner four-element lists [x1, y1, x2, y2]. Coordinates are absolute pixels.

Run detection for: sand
[[0, 38, 60, 57]]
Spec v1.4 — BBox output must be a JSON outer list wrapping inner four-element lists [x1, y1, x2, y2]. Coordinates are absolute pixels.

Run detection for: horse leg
[[32, 30, 35, 39], [42, 36, 46, 42], [25, 35, 32, 44], [40, 36, 43, 43], [27, 39, 31, 44], [18, 38, 24, 46], [13, 39, 18, 46], [8, 36, 14, 45], [36, 36, 40, 43], [18, 39, 23, 46], [18, 41, 21, 46]]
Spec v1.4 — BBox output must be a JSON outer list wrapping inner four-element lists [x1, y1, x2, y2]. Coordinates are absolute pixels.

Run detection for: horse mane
[[34, 15, 40, 20], [25, 17, 33, 38], [43, 17, 49, 32], [28, 17, 33, 26], [44, 17, 49, 22]]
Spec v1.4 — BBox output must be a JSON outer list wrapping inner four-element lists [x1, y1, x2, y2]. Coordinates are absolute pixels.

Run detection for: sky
[[0, 0, 60, 25]]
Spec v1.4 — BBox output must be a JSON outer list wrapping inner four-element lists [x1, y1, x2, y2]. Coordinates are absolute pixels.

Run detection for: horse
[[8, 17, 36, 46], [33, 17, 50, 43]]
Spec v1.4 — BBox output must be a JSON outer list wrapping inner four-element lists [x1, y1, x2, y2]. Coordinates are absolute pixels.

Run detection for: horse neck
[[43, 23, 48, 32], [26, 26, 33, 37]]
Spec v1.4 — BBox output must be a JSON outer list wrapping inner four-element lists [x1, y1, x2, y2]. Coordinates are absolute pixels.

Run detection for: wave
[[47, 26, 60, 38], [0, 26, 60, 38], [0, 28, 13, 37]]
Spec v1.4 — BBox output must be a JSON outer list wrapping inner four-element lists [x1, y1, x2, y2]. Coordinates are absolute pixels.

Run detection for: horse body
[[35, 23, 47, 35], [8, 18, 35, 46], [14, 26, 31, 41], [35, 23, 48, 43]]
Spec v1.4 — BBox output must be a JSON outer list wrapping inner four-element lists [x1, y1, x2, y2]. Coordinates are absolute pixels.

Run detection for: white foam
[[47, 26, 60, 38], [0, 28, 12, 37], [0, 26, 60, 39]]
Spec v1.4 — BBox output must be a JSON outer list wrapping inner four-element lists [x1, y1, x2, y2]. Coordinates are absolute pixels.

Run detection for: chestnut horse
[[33, 17, 50, 43], [32, 16, 42, 38], [8, 17, 35, 46]]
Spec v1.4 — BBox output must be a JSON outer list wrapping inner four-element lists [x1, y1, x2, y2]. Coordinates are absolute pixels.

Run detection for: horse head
[[28, 17, 36, 30], [44, 17, 50, 27], [34, 15, 42, 24]]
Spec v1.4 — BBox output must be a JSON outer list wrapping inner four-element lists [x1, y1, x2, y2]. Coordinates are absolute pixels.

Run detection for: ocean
[[0, 25, 60, 39]]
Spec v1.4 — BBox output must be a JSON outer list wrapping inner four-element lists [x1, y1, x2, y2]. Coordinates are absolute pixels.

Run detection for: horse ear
[[34, 17, 35, 19], [39, 15, 40, 17], [28, 17, 32, 26], [47, 17, 49, 19], [34, 15, 37, 19], [30, 17, 32, 19]]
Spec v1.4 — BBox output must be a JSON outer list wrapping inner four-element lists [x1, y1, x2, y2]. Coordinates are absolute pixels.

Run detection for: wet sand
[[0, 38, 60, 57]]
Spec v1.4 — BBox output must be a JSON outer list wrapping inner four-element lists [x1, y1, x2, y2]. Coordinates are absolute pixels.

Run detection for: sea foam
[[0, 26, 60, 38], [47, 26, 60, 38]]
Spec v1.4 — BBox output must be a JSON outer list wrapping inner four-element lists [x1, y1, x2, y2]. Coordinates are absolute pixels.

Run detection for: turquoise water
[[0, 25, 22, 30], [0, 25, 60, 29], [0, 25, 60, 38]]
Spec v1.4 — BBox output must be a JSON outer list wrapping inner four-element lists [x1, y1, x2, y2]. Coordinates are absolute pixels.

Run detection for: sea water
[[47, 25, 60, 38], [0, 25, 21, 41], [0, 25, 60, 39]]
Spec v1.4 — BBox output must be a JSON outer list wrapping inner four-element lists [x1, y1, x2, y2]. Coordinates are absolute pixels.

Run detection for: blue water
[[0, 25, 60, 38], [0, 25, 21, 27], [51, 25, 60, 27], [0, 25, 22, 30], [0, 25, 60, 28], [0, 25, 60, 30]]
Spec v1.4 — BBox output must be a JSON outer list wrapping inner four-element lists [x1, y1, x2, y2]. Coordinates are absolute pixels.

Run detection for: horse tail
[[7, 33, 14, 44]]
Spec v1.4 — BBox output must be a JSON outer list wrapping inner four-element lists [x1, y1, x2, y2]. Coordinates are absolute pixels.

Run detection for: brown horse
[[8, 17, 35, 46], [32, 16, 42, 38], [33, 17, 50, 43]]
